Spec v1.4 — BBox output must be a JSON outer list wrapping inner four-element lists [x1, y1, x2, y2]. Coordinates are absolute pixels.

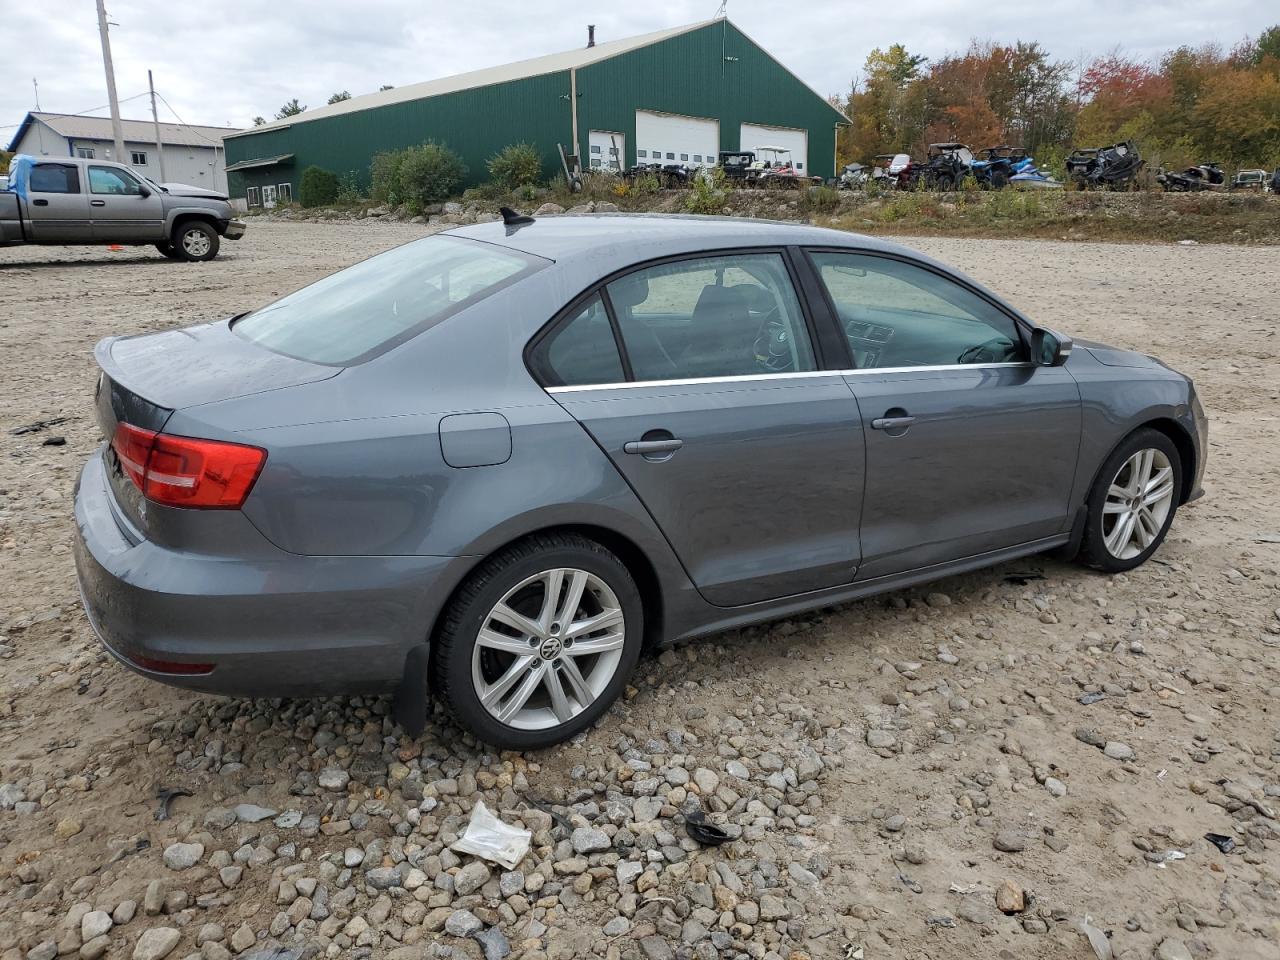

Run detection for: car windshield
[[234, 235, 545, 365]]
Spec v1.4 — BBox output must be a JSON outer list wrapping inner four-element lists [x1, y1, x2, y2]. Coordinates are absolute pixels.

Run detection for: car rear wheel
[[173, 221, 220, 262], [432, 533, 643, 750], [1079, 428, 1181, 572]]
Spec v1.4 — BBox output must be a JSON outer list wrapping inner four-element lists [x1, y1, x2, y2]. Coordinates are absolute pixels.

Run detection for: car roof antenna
[[500, 206, 535, 226]]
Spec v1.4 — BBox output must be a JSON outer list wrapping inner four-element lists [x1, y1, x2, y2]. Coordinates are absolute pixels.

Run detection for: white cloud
[[3, 0, 1275, 141]]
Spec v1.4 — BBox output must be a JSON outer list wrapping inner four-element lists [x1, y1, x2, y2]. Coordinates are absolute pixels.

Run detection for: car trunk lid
[[93, 319, 338, 534]]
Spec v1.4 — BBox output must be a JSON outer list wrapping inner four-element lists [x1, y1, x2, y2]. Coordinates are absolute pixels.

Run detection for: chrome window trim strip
[[545, 362, 1036, 394]]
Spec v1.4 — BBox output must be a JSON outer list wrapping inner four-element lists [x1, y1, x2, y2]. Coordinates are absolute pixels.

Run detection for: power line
[[153, 90, 226, 143], [1, 90, 149, 130]]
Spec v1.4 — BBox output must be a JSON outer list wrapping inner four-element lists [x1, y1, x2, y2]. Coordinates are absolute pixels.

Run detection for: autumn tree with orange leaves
[[834, 24, 1280, 172]]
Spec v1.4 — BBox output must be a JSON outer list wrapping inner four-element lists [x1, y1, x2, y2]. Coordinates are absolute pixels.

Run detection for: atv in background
[[837, 162, 870, 190], [1229, 168, 1269, 191], [917, 143, 974, 190], [1156, 162, 1226, 192], [1066, 140, 1143, 190], [968, 145, 1019, 189], [718, 151, 756, 182]]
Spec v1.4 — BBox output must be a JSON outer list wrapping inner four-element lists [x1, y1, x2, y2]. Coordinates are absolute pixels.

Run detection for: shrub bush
[[369, 143, 467, 214], [370, 150, 406, 205], [487, 143, 542, 189], [684, 167, 729, 216], [298, 165, 339, 207], [801, 183, 840, 214], [335, 170, 364, 205]]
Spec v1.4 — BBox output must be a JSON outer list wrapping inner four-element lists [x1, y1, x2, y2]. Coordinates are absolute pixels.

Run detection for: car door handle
[[90, 200, 106, 206], [624, 438, 684, 455], [33, 199, 48, 206], [871, 416, 916, 430]]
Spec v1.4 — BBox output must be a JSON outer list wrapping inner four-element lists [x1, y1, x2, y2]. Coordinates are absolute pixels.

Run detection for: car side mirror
[[1031, 327, 1073, 366], [138, 185, 151, 198]]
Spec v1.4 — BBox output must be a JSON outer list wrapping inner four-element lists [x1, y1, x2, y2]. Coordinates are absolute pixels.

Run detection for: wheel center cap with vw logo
[[538, 636, 563, 661]]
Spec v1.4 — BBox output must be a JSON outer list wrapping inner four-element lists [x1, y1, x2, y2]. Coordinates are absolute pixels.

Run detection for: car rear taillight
[[110, 423, 265, 509]]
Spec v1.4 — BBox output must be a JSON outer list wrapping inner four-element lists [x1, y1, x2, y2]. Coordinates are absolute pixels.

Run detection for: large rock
[[444, 910, 482, 937], [132, 928, 181, 960], [162, 842, 204, 870], [453, 861, 491, 896], [571, 827, 611, 855], [81, 911, 113, 941]]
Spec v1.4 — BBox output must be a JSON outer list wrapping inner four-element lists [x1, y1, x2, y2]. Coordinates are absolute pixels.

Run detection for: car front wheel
[[173, 221, 220, 262], [1079, 428, 1182, 572], [433, 533, 643, 750]]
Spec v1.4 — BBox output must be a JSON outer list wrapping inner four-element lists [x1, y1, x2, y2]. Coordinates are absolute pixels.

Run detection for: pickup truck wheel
[[173, 221, 220, 262], [155, 241, 183, 260]]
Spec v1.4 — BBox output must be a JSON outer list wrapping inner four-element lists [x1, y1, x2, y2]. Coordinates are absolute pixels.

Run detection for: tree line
[[833, 25, 1280, 172]]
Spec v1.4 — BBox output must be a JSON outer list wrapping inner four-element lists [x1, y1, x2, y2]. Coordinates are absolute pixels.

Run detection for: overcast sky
[[3, 0, 1275, 140]]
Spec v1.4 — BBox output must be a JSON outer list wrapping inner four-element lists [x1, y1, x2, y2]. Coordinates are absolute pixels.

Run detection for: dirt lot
[[1, 222, 1278, 960]]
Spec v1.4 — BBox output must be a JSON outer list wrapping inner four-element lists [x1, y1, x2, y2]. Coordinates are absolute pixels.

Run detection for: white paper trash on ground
[[450, 800, 531, 870]]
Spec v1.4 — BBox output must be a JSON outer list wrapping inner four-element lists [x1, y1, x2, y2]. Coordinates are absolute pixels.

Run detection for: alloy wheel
[[1102, 448, 1175, 560], [182, 229, 212, 258], [471, 568, 625, 731]]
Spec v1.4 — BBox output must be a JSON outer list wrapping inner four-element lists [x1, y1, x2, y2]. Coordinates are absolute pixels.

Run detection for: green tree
[[1, 148, 14, 173], [327, 90, 352, 104], [1253, 25, 1280, 64], [275, 99, 306, 119], [251, 116, 267, 127]]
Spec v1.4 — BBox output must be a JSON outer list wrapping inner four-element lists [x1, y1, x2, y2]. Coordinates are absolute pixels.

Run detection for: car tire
[[155, 241, 183, 260], [172, 221, 220, 262], [432, 533, 644, 750], [1078, 428, 1182, 573]]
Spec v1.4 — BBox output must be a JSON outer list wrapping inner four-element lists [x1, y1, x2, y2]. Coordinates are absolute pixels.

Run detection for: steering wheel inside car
[[753, 307, 798, 373], [957, 335, 1017, 364]]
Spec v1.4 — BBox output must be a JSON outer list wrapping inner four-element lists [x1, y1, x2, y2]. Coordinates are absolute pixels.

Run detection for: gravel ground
[[1, 221, 1278, 960]]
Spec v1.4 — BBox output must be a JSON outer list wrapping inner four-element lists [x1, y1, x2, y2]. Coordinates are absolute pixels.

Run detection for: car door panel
[[553, 376, 865, 606], [26, 163, 90, 242], [87, 165, 165, 240], [847, 363, 1080, 579]]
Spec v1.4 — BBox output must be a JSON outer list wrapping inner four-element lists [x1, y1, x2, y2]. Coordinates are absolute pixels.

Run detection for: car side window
[[607, 253, 815, 381], [30, 164, 80, 194], [88, 166, 144, 196], [810, 252, 1026, 369], [536, 294, 625, 387]]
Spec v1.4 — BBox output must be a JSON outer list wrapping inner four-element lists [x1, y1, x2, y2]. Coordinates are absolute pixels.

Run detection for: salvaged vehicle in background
[[1271, 169, 1280, 194], [917, 143, 974, 190], [1, 154, 245, 261], [1066, 140, 1144, 190], [837, 162, 870, 190], [1229, 169, 1269, 191], [1156, 162, 1226, 192], [74, 212, 1207, 750], [717, 151, 755, 181]]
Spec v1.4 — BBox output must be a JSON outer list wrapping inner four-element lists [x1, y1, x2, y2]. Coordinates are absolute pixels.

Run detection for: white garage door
[[635, 110, 719, 167], [740, 123, 809, 173]]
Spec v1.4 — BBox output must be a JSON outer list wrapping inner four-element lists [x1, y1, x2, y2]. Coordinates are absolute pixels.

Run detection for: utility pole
[[95, 0, 127, 164], [148, 70, 167, 181]]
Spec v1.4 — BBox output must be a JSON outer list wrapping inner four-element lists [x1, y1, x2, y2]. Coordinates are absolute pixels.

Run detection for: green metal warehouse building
[[223, 18, 848, 206]]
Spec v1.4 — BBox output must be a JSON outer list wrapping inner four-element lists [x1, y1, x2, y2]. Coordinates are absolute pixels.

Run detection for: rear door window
[[30, 164, 80, 193], [607, 253, 816, 381], [532, 294, 625, 387], [233, 235, 546, 364]]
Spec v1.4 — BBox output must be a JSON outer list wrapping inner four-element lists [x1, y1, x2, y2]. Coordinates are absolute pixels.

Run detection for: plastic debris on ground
[[1076, 916, 1113, 960], [1204, 832, 1236, 853], [449, 799, 531, 870], [684, 808, 731, 846]]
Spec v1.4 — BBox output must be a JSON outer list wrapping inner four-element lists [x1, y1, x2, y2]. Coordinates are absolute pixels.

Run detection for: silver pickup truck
[[1, 154, 245, 261]]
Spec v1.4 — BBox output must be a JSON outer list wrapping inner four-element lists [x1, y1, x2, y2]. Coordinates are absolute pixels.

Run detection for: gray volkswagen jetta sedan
[[74, 213, 1207, 749]]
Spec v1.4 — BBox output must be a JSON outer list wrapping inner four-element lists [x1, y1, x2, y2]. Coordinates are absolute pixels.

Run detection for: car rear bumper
[[73, 452, 467, 698]]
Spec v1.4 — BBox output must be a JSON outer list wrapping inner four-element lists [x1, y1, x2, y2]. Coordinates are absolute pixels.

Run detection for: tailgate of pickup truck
[[0, 192, 23, 244]]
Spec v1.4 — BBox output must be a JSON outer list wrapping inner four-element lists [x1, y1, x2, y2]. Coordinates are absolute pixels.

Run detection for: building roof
[[8, 112, 237, 152], [229, 19, 764, 140]]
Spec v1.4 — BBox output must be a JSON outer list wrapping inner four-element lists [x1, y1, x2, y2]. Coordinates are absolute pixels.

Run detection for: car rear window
[[233, 235, 545, 364]]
